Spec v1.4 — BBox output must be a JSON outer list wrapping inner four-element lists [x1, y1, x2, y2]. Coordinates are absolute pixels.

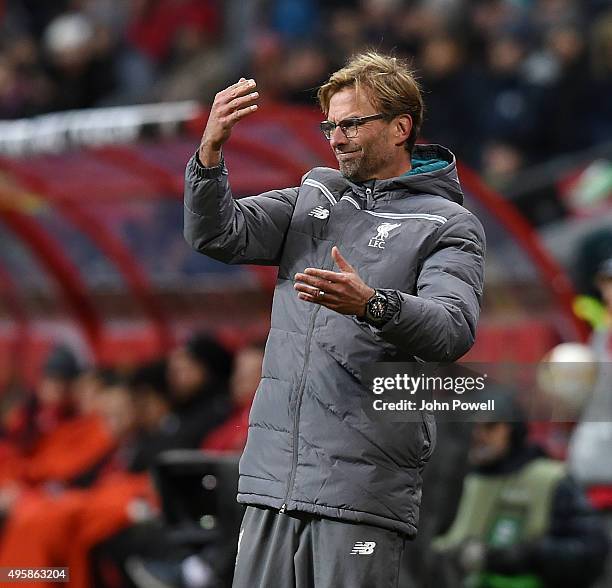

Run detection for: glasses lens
[[342, 122, 358, 138], [320, 121, 334, 139]]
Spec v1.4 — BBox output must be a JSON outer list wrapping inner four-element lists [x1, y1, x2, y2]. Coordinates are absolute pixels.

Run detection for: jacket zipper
[[280, 201, 358, 514], [281, 306, 320, 513]]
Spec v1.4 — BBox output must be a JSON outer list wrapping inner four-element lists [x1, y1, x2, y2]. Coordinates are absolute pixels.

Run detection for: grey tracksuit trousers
[[232, 506, 406, 588]]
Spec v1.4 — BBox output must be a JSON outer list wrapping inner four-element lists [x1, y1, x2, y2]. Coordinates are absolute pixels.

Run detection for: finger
[[296, 291, 344, 314], [301, 268, 344, 282], [214, 80, 250, 105], [228, 104, 257, 124], [223, 91, 259, 114], [298, 292, 323, 305], [224, 77, 253, 91], [293, 282, 321, 297], [297, 292, 336, 307], [230, 78, 247, 88], [332, 246, 354, 273], [294, 276, 341, 299], [294, 273, 336, 290], [294, 281, 339, 299], [220, 78, 257, 102]]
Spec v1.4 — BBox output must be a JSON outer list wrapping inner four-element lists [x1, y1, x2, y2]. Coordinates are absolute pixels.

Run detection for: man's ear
[[394, 114, 413, 147]]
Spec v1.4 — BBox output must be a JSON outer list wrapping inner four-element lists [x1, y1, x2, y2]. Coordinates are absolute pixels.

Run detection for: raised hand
[[294, 246, 375, 317], [198, 78, 259, 166]]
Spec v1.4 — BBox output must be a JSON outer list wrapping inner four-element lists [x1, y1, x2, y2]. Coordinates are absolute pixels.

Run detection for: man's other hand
[[294, 246, 375, 317], [199, 78, 259, 166]]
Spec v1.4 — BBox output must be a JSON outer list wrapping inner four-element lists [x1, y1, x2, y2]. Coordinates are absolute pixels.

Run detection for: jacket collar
[[346, 144, 464, 205]]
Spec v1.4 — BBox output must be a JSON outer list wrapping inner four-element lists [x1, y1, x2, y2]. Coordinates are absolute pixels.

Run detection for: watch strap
[[378, 289, 401, 324]]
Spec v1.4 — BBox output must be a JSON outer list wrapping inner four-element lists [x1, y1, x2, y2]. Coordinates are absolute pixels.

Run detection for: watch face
[[369, 296, 386, 319]]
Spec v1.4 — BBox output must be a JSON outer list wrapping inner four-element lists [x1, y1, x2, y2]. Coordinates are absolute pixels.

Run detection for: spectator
[[129, 360, 173, 435], [114, 343, 266, 588], [479, 31, 544, 161], [588, 10, 612, 144], [481, 140, 526, 188], [126, 0, 220, 65], [0, 366, 117, 521], [13, 368, 116, 489], [60, 356, 234, 585], [595, 258, 612, 322], [125, 359, 175, 471], [128, 356, 230, 468], [323, 7, 366, 68], [429, 395, 610, 588], [201, 341, 265, 453], [165, 334, 233, 448], [0, 49, 29, 118], [2, 344, 81, 451], [419, 34, 481, 164], [568, 259, 612, 501], [360, 0, 402, 49], [42, 12, 117, 111], [400, 419, 474, 587], [152, 6, 230, 104], [535, 24, 593, 154], [0, 380, 159, 588], [278, 44, 330, 104], [270, 0, 319, 42]]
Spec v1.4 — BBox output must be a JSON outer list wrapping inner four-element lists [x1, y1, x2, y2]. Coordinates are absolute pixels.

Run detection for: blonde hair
[[317, 52, 424, 153]]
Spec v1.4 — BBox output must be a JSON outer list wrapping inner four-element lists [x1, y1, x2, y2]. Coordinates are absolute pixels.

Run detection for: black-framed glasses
[[319, 113, 386, 140]]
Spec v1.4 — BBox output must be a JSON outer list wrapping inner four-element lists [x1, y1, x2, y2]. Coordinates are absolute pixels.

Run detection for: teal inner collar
[[403, 158, 447, 176]]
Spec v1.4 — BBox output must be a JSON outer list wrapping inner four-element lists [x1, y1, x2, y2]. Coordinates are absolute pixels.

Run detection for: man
[[0, 380, 158, 588], [184, 52, 486, 587], [165, 333, 233, 448], [430, 400, 610, 588], [568, 258, 612, 587], [202, 341, 265, 453], [594, 257, 612, 332], [569, 258, 612, 489]]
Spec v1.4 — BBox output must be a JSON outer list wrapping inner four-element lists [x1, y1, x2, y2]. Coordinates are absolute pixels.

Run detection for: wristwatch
[[364, 290, 389, 326], [363, 289, 401, 327]]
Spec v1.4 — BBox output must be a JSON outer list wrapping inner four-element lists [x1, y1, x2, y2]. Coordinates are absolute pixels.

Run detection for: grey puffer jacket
[[184, 144, 486, 537]]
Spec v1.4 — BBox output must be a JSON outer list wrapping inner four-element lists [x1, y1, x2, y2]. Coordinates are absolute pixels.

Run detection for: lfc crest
[[367, 222, 401, 249]]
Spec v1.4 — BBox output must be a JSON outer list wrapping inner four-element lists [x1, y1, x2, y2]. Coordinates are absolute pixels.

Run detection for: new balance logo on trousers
[[350, 541, 376, 555], [232, 506, 405, 587]]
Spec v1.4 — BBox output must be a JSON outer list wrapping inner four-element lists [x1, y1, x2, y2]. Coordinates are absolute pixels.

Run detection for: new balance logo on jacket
[[308, 206, 330, 219], [350, 541, 376, 555]]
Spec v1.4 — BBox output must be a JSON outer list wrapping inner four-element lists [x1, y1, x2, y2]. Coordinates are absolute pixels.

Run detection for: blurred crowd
[[1, 0, 611, 179], [0, 333, 264, 587], [0, 259, 610, 587]]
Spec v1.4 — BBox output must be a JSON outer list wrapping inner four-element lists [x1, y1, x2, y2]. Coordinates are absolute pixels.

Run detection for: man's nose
[[329, 126, 347, 149]]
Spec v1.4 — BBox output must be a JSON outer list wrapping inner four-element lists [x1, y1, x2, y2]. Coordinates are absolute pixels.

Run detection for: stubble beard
[[338, 155, 363, 181], [338, 143, 393, 182]]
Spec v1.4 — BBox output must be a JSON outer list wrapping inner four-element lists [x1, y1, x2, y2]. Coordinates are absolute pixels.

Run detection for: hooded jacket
[[184, 144, 486, 536]]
